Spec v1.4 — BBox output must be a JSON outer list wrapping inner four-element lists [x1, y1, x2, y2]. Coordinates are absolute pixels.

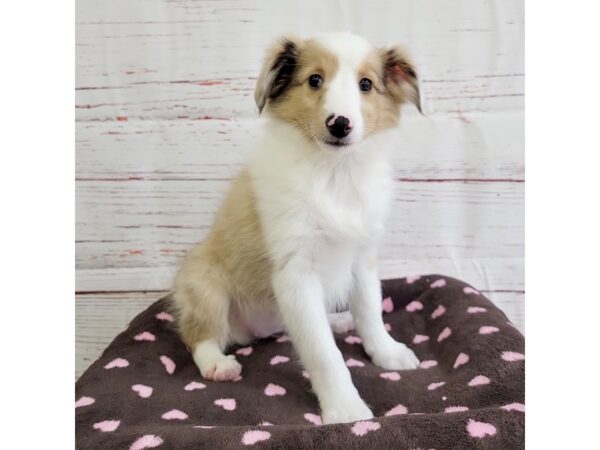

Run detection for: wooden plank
[[75, 76, 523, 121], [76, 113, 524, 181], [76, 0, 524, 119], [486, 291, 525, 333], [75, 0, 525, 381], [75, 257, 524, 293], [76, 180, 523, 270], [75, 290, 523, 379], [76, 292, 160, 379]]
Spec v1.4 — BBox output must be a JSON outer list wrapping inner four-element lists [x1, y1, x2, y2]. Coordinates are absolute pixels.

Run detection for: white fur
[[248, 120, 418, 423], [192, 33, 419, 424], [317, 32, 373, 144], [193, 339, 242, 381]]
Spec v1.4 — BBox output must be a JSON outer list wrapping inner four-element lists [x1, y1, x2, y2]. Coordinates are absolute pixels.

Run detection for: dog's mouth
[[321, 138, 351, 148]]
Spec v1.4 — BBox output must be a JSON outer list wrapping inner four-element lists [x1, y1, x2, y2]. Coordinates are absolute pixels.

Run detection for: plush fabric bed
[[75, 275, 524, 449]]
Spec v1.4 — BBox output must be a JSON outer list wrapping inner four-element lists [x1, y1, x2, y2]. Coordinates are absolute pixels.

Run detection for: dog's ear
[[380, 46, 421, 113], [255, 36, 302, 114]]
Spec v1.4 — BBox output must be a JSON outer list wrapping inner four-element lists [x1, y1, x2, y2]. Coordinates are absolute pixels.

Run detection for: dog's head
[[255, 32, 420, 150]]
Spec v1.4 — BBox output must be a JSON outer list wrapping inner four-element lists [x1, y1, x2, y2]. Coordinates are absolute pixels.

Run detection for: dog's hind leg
[[173, 267, 242, 382]]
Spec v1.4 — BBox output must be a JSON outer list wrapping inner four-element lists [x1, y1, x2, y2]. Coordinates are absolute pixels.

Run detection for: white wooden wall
[[76, 0, 524, 378]]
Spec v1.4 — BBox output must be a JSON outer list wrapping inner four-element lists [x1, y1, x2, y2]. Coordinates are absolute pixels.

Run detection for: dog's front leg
[[273, 265, 373, 424], [351, 252, 420, 370]]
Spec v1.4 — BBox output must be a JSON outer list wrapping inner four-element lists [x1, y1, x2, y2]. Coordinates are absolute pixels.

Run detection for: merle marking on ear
[[381, 46, 422, 114], [255, 37, 301, 114]]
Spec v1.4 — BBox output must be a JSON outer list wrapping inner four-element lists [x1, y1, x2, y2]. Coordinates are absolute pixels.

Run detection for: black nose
[[326, 115, 352, 138]]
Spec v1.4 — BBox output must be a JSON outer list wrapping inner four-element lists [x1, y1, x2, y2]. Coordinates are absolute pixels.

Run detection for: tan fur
[[172, 169, 275, 348], [358, 49, 402, 138], [256, 38, 418, 144], [173, 37, 420, 352], [268, 38, 339, 142]]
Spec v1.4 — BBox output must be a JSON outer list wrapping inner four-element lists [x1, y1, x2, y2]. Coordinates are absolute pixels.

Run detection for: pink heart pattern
[[382, 297, 394, 313], [380, 371, 401, 381], [427, 381, 446, 391], [419, 360, 438, 369], [159, 355, 175, 374], [93, 420, 120, 432], [134, 331, 156, 342], [346, 358, 365, 368], [77, 277, 524, 448], [270, 355, 290, 365], [406, 300, 424, 312], [502, 351, 525, 362], [129, 434, 163, 450], [453, 353, 470, 369], [466, 419, 497, 438], [214, 398, 237, 411], [430, 279, 447, 288], [431, 305, 446, 319], [242, 430, 271, 445], [345, 335, 362, 344], [479, 326, 500, 335], [468, 375, 491, 386], [184, 381, 206, 391], [264, 383, 286, 396], [385, 404, 408, 416], [104, 358, 129, 369], [304, 413, 323, 425], [155, 312, 173, 322], [501, 402, 525, 412], [75, 396, 95, 408], [162, 409, 188, 420], [412, 334, 429, 344], [445, 406, 469, 413], [351, 420, 381, 436], [132, 384, 153, 398], [405, 275, 421, 284], [236, 346, 253, 356], [437, 327, 452, 342]]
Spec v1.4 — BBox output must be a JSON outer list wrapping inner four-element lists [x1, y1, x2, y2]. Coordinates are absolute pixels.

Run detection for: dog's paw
[[328, 311, 355, 334], [321, 395, 373, 424], [370, 341, 420, 370], [200, 354, 242, 382]]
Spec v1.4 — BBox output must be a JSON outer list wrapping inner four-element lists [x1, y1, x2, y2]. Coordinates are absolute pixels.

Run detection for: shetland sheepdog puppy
[[172, 32, 421, 424]]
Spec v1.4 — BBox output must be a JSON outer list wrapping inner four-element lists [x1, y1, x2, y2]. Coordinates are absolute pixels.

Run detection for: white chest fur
[[250, 121, 394, 307]]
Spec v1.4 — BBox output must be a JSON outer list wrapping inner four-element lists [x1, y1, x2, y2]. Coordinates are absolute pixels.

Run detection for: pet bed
[[76, 275, 524, 449]]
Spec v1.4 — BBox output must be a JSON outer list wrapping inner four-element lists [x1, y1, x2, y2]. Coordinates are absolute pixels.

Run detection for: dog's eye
[[359, 78, 372, 92], [308, 74, 323, 89]]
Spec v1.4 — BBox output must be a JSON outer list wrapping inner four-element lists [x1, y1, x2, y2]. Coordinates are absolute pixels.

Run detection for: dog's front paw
[[321, 395, 373, 424], [370, 341, 420, 370], [200, 355, 242, 382]]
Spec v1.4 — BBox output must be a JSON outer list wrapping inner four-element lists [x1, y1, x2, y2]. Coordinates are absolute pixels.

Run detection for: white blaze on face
[[316, 33, 373, 143]]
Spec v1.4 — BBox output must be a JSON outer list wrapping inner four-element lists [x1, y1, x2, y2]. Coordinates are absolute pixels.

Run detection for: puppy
[[172, 32, 421, 424]]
